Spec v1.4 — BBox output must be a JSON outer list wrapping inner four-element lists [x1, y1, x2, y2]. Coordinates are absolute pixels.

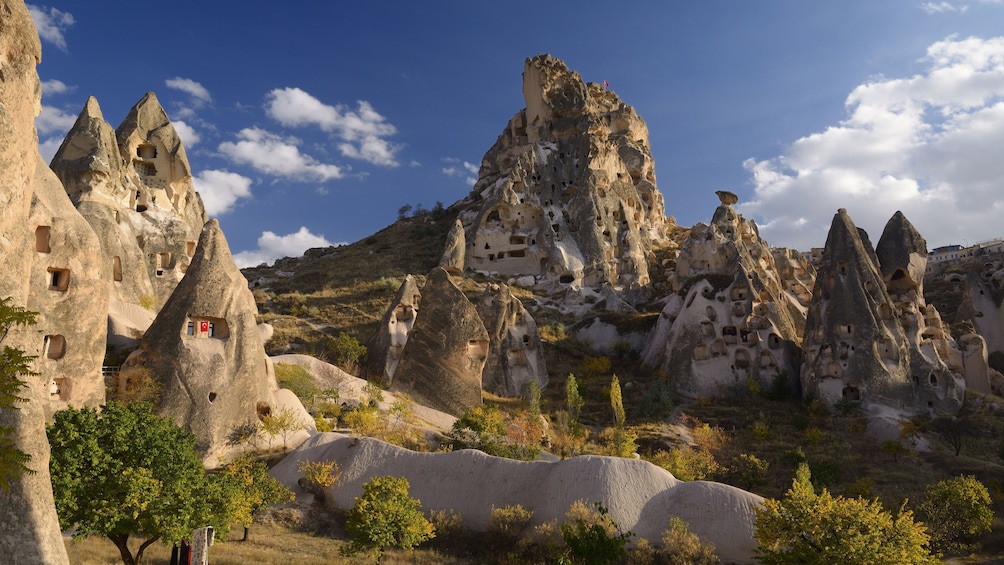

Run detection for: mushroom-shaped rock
[[715, 190, 739, 205], [389, 268, 486, 416], [120, 220, 281, 467]]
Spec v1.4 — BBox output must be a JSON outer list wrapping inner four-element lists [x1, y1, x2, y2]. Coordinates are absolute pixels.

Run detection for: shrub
[[452, 405, 543, 461], [561, 500, 634, 565], [297, 459, 341, 499], [343, 405, 385, 438], [808, 460, 842, 490], [660, 516, 719, 564], [274, 363, 317, 401], [428, 509, 464, 540], [343, 476, 435, 559], [919, 475, 993, 554], [138, 293, 157, 311], [489, 504, 533, 537], [649, 448, 721, 482], [729, 453, 769, 491], [755, 464, 931, 564], [327, 332, 367, 374], [580, 356, 612, 379], [374, 276, 400, 293]]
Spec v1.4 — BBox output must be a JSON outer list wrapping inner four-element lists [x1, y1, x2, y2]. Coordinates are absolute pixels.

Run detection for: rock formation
[[274, 434, 762, 564], [474, 283, 548, 397], [801, 210, 967, 413], [119, 220, 286, 467], [439, 219, 465, 274], [363, 274, 422, 385], [455, 54, 669, 298], [0, 1, 72, 561], [642, 195, 810, 397], [50, 93, 208, 314], [27, 151, 108, 418], [389, 268, 486, 416]]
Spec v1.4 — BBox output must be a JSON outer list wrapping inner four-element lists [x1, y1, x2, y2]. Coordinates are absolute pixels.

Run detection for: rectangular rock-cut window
[[43, 335, 66, 359], [186, 321, 195, 336], [186, 316, 229, 339], [48, 268, 70, 292], [113, 256, 122, 282], [186, 241, 196, 257], [35, 226, 51, 253]]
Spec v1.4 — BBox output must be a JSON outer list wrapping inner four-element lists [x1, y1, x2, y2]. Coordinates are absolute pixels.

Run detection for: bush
[[343, 476, 435, 559], [580, 356, 612, 379], [648, 448, 721, 482], [561, 500, 634, 565], [274, 363, 317, 401], [489, 504, 533, 538], [326, 332, 367, 374], [452, 405, 543, 461], [919, 475, 994, 554], [428, 509, 465, 540], [297, 459, 341, 500], [660, 516, 719, 564], [729, 453, 769, 491], [755, 464, 932, 564]]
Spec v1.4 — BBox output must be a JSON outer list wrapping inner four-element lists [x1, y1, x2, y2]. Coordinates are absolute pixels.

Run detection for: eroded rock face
[[642, 198, 809, 397], [27, 152, 108, 418], [456, 54, 669, 298], [475, 283, 548, 397], [50, 93, 207, 310], [439, 219, 465, 275], [119, 220, 277, 467], [0, 2, 71, 561], [363, 275, 422, 385], [801, 210, 966, 413], [389, 268, 486, 416]]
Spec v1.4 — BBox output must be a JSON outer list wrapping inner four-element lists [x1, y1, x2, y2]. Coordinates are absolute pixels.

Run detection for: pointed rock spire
[[876, 210, 928, 295]]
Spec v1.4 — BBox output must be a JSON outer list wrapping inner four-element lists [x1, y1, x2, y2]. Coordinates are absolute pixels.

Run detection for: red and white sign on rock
[[199, 320, 209, 333]]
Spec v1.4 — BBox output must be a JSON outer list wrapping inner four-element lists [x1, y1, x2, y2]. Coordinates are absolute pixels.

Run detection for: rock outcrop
[[455, 54, 669, 298], [50, 93, 208, 312], [439, 219, 465, 274], [801, 210, 967, 413], [389, 268, 486, 416], [642, 196, 810, 397], [0, 2, 72, 561], [274, 434, 762, 564], [27, 152, 108, 418], [363, 275, 421, 385], [474, 283, 548, 397], [119, 220, 288, 467]]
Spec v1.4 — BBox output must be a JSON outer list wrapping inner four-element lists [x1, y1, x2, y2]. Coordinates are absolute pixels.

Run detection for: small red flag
[[603, 80, 610, 87], [199, 320, 209, 333]]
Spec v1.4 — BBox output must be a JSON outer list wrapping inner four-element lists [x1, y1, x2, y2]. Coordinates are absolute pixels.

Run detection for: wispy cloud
[[193, 170, 252, 216], [740, 35, 1004, 250], [165, 77, 212, 106], [265, 87, 401, 166], [35, 105, 76, 136], [920, 2, 969, 13], [27, 4, 74, 51], [218, 127, 343, 181], [441, 157, 479, 185], [233, 227, 338, 268], [40, 79, 73, 96]]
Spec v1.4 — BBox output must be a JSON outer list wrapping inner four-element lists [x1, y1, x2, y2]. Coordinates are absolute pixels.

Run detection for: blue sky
[[29, 1, 1004, 266]]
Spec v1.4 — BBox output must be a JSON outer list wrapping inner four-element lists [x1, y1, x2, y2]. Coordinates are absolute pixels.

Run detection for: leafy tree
[[931, 416, 966, 456], [919, 475, 993, 553], [527, 380, 541, 417], [881, 439, 907, 462], [660, 516, 719, 564], [755, 464, 932, 564], [297, 459, 342, 501], [580, 356, 612, 380], [560, 500, 633, 565], [0, 297, 36, 491], [729, 453, 769, 491], [452, 404, 542, 461], [609, 375, 633, 457], [343, 475, 435, 560], [327, 332, 367, 374], [47, 402, 221, 565], [227, 420, 262, 453], [566, 373, 584, 432], [261, 406, 304, 452], [216, 455, 294, 541], [397, 204, 413, 220]]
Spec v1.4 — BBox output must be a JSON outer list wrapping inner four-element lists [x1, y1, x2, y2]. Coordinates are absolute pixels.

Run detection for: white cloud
[[40, 79, 72, 96], [441, 158, 479, 185], [165, 77, 212, 107], [173, 120, 200, 148], [38, 136, 63, 163], [232, 227, 338, 268], [192, 170, 252, 216], [218, 127, 343, 181], [920, 2, 968, 13], [35, 105, 76, 136], [27, 5, 74, 51], [265, 87, 401, 166], [740, 35, 1004, 250]]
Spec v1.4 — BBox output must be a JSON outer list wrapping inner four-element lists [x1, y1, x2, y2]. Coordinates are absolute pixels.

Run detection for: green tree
[[919, 475, 993, 554], [47, 402, 221, 565], [609, 375, 632, 457], [452, 404, 542, 461], [0, 297, 36, 491], [261, 406, 304, 451], [566, 373, 584, 432], [560, 500, 633, 565], [327, 332, 367, 374], [216, 455, 294, 541], [755, 464, 932, 564], [343, 475, 435, 560]]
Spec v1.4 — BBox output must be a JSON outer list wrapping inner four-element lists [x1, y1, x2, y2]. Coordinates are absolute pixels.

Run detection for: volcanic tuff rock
[[363, 274, 422, 385], [642, 197, 810, 397], [801, 210, 969, 413], [455, 54, 669, 298], [119, 220, 292, 467], [475, 283, 548, 397], [389, 268, 486, 416], [274, 434, 762, 564], [50, 93, 208, 310], [439, 218, 465, 274], [27, 151, 108, 418], [0, 1, 71, 561]]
